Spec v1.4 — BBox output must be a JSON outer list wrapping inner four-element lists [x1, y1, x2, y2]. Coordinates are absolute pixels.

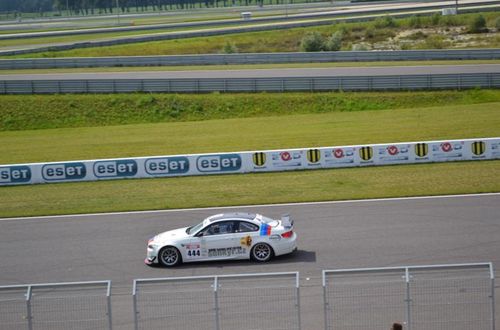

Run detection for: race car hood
[[154, 227, 190, 243]]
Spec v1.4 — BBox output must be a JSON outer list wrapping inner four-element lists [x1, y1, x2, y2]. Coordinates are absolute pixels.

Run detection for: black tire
[[251, 243, 273, 262], [158, 246, 182, 267]]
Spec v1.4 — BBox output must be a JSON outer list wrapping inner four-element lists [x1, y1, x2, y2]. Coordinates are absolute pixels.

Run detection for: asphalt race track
[[1, 64, 499, 81], [0, 193, 499, 329]]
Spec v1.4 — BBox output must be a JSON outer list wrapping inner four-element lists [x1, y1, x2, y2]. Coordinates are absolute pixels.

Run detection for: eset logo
[[145, 157, 189, 176], [0, 166, 31, 184], [93, 159, 138, 178], [196, 154, 241, 173], [42, 162, 86, 181]]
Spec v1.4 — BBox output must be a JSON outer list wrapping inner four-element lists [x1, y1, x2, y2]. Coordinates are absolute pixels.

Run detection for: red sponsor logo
[[441, 142, 452, 152], [333, 149, 344, 158], [280, 152, 292, 161], [387, 145, 399, 156]]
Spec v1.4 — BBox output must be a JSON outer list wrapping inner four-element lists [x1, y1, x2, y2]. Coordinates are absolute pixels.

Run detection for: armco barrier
[[323, 263, 495, 330], [1, 137, 499, 186], [133, 272, 300, 330], [1, 1, 498, 57], [1, 73, 499, 94], [0, 281, 112, 330], [1, 49, 499, 70]]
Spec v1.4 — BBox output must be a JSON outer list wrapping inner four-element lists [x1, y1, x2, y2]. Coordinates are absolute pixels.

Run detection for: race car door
[[230, 220, 259, 258], [197, 221, 245, 260]]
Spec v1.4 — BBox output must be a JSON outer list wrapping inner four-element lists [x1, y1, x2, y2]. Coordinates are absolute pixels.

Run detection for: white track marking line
[[0, 192, 499, 222]]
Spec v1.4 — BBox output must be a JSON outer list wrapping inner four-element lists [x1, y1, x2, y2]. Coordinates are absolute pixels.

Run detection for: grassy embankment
[[4, 11, 500, 58], [0, 90, 499, 217]]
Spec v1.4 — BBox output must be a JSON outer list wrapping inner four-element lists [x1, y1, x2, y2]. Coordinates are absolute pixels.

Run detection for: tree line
[[0, 0, 303, 16]]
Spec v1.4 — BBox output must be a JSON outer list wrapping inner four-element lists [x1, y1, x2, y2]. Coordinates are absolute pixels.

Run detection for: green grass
[[1, 95, 499, 164], [1, 59, 500, 74], [5, 11, 499, 58], [1, 89, 499, 217], [2, 89, 500, 133], [0, 160, 498, 218]]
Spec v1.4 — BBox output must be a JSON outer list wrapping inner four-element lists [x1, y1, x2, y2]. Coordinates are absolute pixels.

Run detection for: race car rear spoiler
[[281, 214, 293, 229]]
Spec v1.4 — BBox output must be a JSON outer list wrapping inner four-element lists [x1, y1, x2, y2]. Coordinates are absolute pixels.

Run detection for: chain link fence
[[133, 272, 300, 330], [0, 281, 112, 330], [323, 263, 495, 330]]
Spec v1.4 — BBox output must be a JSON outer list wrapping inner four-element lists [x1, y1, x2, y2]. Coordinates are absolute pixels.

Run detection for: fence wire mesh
[[0, 286, 29, 330], [324, 269, 407, 330], [0, 281, 111, 330], [410, 267, 493, 330], [133, 272, 300, 330], [323, 263, 494, 330], [217, 274, 300, 330], [134, 277, 215, 330]]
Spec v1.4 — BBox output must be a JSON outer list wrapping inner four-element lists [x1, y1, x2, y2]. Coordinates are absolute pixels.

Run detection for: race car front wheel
[[158, 246, 181, 267], [251, 243, 273, 262]]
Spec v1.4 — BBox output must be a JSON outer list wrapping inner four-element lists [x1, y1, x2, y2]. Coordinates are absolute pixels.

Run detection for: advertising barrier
[[1, 137, 499, 186]]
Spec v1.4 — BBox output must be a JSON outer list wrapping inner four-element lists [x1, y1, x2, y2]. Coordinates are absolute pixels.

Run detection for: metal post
[[107, 281, 112, 330], [132, 281, 139, 330], [213, 277, 220, 330], [26, 286, 33, 330], [296, 273, 301, 330], [405, 268, 412, 330], [115, 0, 120, 24], [489, 263, 496, 330], [322, 271, 329, 330]]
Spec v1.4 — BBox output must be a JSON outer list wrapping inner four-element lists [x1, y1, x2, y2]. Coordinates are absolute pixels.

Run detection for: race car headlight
[[147, 238, 158, 249]]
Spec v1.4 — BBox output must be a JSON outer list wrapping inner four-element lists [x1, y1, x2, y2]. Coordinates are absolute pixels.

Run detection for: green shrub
[[496, 17, 500, 29], [351, 43, 370, 51], [324, 31, 344, 51], [221, 41, 238, 54], [468, 14, 487, 33], [431, 13, 441, 26], [300, 32, 324, 52], [422, 34, 448, 49], [374, 16, 398, 29], [409, 15, 422, 28], [364, 27, 375, 39]]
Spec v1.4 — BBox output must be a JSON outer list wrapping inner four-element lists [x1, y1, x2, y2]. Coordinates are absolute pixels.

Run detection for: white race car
[[145, 212, 297, 267]]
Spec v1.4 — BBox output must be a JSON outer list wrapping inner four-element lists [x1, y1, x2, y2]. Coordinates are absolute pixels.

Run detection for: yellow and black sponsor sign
[[359, 147, 373, 161], [253, 152, 266, 167], [307, 149, 321, 163], [415, 143, 428, 158], [240, 235, 252, 247], [471, 141, 486, 156]]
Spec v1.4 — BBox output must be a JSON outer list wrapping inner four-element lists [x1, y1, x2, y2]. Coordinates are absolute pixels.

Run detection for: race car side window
[[202, 221, 235, 236], [236, 221, 259, 233]]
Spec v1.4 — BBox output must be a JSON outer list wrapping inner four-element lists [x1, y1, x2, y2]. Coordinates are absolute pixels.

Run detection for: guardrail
[[1, 1, 498, 57], [323, 263, 495, 330], [1, 137, 498, 186], [1, 49, 499, 70], [1, 73, 499, 94], [0, 281, 112, 330]]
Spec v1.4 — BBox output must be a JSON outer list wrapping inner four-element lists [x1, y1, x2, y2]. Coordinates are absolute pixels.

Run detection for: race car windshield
[[187, 221, 204, 235]]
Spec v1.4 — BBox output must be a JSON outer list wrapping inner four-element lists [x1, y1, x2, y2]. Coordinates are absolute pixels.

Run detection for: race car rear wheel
[[251, 243, 273, 262], [158, 246, 181, 267]]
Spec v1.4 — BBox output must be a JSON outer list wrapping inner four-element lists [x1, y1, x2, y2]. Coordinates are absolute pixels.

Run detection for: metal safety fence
[[1, 73, 499, 94], [1, 1, 498, 57], [323, 263, 495, 330], [0, 280, 112, 330], [1, 49, 500, 70], [133, 272, 301, 330]]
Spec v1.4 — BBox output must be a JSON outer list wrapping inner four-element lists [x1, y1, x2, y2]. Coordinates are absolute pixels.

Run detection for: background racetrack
[[1, 193, 499, 329]]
